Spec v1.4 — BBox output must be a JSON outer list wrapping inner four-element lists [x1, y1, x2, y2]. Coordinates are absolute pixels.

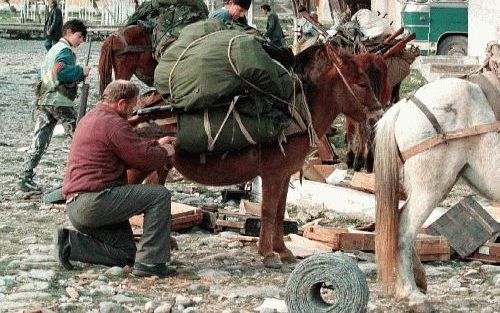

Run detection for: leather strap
[[401, 121, 500, 161], [114, 45, 151, 56], [410, 95, 444, 135]]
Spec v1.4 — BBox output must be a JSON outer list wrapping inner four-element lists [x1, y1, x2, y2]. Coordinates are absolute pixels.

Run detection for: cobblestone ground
[[0, 38, 498, 313]]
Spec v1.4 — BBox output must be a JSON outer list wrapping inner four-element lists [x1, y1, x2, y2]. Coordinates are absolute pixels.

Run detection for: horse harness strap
[[401, 121, 500, 161], [409, 95, 445, 136], [114, 45, 152, 56]]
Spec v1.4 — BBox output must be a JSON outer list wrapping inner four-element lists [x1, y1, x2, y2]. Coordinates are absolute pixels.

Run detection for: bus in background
[[401, 0, 468, 56]]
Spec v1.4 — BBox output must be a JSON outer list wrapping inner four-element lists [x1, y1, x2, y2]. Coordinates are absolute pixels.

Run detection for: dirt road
[[0, 38, 498, 313]]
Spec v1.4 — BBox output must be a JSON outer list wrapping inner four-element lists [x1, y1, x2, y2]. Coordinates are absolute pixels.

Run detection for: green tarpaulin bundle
[[154, 19, 294, 112], [176, 100, 291, 153], [126, 0, 208, 60]]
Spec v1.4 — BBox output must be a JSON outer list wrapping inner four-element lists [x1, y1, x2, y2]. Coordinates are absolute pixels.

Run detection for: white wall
[[468, 0, 500, 58], [371, 0, 403, 30]]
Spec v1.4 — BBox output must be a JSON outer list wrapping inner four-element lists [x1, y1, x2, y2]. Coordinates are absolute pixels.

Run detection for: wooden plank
[[284, 234, 332, 258], [313, 165, 336, 180], [350, 172, 406, 199], [225, 234, 260, 243], [302, 161, 326, 183], [239, 199, 290, 219], [350, 172, 376, 194], [239, 199, 261, 216]]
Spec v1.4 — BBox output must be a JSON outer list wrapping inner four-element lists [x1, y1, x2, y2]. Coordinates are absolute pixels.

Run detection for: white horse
[[374, 77, 499, 312]]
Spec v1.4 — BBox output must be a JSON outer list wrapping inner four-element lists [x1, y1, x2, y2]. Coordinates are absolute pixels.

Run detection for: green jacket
[[38, 39, 84, 107], [265, 12, 284, 46]]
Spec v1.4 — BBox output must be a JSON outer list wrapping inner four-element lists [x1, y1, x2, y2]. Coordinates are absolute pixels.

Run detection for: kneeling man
[[58, 80, 176, 278]]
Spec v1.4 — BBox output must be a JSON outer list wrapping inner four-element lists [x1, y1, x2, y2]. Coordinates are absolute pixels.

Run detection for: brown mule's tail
[[98, 35, 114, 96], [374, 104, 401, 294]]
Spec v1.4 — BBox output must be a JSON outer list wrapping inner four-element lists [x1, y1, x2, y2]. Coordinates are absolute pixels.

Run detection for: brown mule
[[129, 45, 390, 268]]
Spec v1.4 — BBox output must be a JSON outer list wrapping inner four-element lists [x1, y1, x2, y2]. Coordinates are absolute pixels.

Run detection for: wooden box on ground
[[467, 242, 500, 264], [303, 226, 375, 251], [414, 234, 450, 261], [216, 212, 298, 236], [130, 202, 203, 232], [427, 196, 500, 258], [303, 225, 450, 261]]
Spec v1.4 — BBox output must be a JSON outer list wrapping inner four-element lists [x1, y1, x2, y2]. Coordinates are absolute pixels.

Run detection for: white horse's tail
[[374, 104, 401, 294]]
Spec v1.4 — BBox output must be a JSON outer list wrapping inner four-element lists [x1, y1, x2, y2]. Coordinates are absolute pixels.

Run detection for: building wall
[[371, 0, 403, 31], [468, 0, 500, 59]]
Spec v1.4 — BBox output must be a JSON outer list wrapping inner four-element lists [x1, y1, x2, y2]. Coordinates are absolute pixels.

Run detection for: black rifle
[[77, 38, 92, 123], [128, 105, 174, 126]]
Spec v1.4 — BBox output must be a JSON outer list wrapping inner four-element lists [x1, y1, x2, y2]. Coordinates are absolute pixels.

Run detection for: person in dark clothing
[[208, 0, 251, 25], [43, 0, 63, 51], [261, 4, 284, 47], [56, 80, 177, 278]]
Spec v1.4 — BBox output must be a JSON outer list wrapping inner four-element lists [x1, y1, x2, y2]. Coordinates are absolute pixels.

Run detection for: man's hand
[[83, 66, 91, 77], [158, 136, 176, 157], [158, 136, 176, 146], [161, 144, 175, 157]]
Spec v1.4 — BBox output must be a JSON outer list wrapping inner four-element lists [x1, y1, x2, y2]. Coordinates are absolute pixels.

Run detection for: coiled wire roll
[[285, 252, 369, 313]]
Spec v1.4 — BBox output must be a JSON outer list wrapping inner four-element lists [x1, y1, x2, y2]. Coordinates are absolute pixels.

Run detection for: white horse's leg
[[461, 134, 500, 201], [396, 150, 463, 311]]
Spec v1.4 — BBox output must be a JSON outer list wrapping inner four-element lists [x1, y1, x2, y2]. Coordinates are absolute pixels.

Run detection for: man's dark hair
[[231, 0, 251, 10], [63, 19, 87, 39], [261, 4, 271, 12]]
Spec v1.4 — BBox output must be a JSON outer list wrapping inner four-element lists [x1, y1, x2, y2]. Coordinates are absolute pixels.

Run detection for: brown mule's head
[[324, 45, 387, 124]]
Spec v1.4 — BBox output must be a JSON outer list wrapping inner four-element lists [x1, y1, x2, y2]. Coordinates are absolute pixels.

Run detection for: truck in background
[[401, 0, 468, 56]]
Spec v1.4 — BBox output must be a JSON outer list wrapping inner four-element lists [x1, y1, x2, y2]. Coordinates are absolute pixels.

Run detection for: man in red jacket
[[58, 80, 176, 278]]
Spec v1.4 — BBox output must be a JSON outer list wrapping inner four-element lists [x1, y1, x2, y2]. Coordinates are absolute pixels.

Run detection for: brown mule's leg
[[272, 176, 296, 264], [259, 175, 284, 269]]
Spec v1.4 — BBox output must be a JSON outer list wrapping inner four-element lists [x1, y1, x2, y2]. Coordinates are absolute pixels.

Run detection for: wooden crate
[[303, 226, 450, 261], [216, 212, 298, 236], [427, 196, 500, 258], [468, 242, 500, 264], [414, 234, 450, 261], [130, 202, 203, 232], [303, 226, 375, 251]]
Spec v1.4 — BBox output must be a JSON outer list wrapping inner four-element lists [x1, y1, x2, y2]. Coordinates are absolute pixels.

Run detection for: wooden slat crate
[[130, 202, 203, 232], [215, 212, 298, 236], [467, 242, 500, 264], [303, 226, 450, 261], [427, 196, 500, 258]]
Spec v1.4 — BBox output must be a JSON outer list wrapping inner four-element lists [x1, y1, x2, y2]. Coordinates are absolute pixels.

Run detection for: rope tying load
[[285, 252, 369, 313]]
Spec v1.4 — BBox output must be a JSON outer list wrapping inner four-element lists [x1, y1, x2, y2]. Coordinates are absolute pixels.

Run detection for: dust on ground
[[0, 39, 498, 313]]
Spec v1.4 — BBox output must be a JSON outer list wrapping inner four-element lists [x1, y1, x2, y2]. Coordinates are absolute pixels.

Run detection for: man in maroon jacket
[[57, 80, 176, 278]]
